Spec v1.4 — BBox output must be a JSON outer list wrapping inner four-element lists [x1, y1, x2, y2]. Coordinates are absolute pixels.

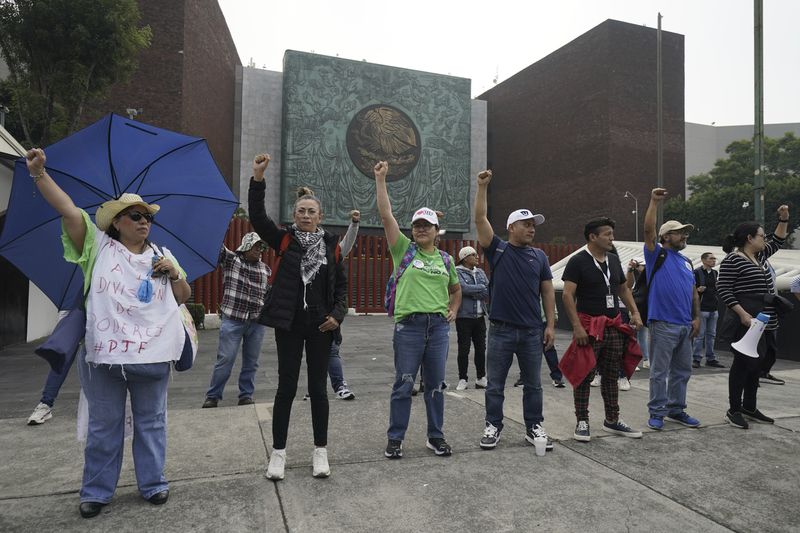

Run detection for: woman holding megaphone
[[718, 205, 790, 429]]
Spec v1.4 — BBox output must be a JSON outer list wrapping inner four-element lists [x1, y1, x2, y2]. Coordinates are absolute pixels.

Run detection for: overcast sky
[[217, 0, 799, 127]]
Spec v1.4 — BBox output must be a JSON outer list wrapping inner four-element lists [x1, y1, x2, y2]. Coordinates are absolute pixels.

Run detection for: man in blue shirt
[[643, 188, 702, 430], [474, 170, 556, 451]]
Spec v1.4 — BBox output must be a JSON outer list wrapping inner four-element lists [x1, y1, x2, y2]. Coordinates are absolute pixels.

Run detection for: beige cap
[[458, 246, 478, 263], [658, 220, 695, 237]]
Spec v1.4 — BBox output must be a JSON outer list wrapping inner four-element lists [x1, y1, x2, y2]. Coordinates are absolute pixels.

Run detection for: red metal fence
[[192, 218, 581, 314]]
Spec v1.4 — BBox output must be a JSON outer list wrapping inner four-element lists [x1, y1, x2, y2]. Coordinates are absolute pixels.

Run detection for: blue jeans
[[387, 313, 450, 441], [77, 347, 170, 503], [40, 346, 79, 407], [637, 326, 649, 362], [486, 322, 544, 430], [206, 315, 267, 400], [328, 338, 347, 392], [647, 320, 693, 417], [692, 310, 718, 361]]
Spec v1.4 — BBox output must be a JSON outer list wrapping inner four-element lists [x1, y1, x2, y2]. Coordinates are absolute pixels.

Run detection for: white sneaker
[[618, 377, 631, 391], [475, 376, 488, 388], [456, 379, 468, 391], [590, 374, 601, 387], [642, 360, 650, 369], [266, 449, 286, 480], [634, 365, 641, 372], [27, 402, 52, 425], [312, 448, 330, 478]]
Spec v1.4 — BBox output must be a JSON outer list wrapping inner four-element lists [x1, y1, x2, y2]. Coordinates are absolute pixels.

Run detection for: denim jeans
[[206, 315, 267, 400], [328, 338, 347, 392], [647, 320, 693, 417], [77, 347, 170, 503], [40, 345, 79, 407], [387, 313, 450, 441], [637, 326, 649, 362], [485, 322, 544, 431], [692, 310, 718, 361]]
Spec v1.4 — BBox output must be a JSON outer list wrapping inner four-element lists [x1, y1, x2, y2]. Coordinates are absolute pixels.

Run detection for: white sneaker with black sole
[[475, 376, 488, 388], [335, 387, 355, 400], [455, 379, 468, 391]]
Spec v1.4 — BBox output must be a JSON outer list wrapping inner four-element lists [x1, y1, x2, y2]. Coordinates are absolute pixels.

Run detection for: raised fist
[[477, 170, 492, 186]]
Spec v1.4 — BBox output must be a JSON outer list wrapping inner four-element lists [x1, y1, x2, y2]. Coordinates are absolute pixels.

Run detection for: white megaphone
[[731, 312, 771, 358]]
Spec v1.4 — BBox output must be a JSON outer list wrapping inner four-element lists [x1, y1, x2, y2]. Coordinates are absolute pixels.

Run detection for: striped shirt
[[717, 234, 785, 330], [791, 275, 800, 294], [218, 247, 271, 321]]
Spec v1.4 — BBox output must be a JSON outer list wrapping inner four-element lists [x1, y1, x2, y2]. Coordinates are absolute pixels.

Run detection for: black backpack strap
[[647, 248, 668, 289]]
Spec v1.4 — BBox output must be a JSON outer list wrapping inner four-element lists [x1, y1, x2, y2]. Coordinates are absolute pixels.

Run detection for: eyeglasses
[[412, 222, 434, 230], [668, 231, 690, 237], [255, 243, 267, 251], [123, 211, 154, 223]]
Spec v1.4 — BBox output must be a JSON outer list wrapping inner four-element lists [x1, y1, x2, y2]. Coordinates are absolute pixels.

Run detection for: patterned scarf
[[292, 225, 326, 288]]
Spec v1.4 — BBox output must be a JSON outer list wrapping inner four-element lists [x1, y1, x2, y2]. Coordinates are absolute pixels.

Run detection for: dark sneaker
[[480, 423, 501, 449], [741, 408, 774, 424], [760, 373, 785, 385], [384, 439, 403, 459], [238, 397, 254, 406], [335, 386, 356, 400], [647, 416, 664, 430], [666, 412, 701, 427], [603, 418, 643, 438], [202, 397, 218, 408], [513, 377, 523, 387], [552, 379, 566, 388], [525, 424, 554, 450], [426, 437, 452, 456], [573, 420, 591, 442], [705, 360, 725, 368], [725, 410, 749, 429], [691, 360, 701, 369]]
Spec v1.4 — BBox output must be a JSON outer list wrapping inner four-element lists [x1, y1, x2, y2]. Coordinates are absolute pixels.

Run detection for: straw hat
[[95, 193, 160, 231]]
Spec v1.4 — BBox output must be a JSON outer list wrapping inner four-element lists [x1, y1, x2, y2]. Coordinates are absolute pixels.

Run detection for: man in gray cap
[[643, 188, 701, 431], [474, 170, 556, 452], [203, 232, 271, 408]]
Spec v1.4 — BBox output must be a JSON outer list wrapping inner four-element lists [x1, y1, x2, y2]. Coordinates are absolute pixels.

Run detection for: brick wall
[[479, 19, 684, 243], [83, 0, 240, 185]]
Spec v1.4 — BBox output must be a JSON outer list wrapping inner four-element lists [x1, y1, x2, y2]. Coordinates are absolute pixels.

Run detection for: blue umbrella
[[0, 113, 238, 309]]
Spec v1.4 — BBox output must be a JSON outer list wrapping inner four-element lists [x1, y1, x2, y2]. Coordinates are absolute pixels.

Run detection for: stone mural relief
[[281, 51, 471, 231]]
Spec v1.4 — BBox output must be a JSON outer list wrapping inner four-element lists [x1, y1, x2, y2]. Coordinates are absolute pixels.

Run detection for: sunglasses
[[123, 211, 154, 223]]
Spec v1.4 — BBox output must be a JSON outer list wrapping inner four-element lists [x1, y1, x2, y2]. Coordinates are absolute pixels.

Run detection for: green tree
[[0, 0, 151, 146], [666, 132, 800, 246]]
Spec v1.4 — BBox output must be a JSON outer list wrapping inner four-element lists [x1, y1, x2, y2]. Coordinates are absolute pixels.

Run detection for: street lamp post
[[624, 191, 639, 242]]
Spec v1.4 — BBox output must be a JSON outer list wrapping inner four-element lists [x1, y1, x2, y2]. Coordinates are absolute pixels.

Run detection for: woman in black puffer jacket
[[248, 154, 347, 481]]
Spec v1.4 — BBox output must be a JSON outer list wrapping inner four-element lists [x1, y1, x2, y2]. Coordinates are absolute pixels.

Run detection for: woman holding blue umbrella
[[25, 148, 191, 518]]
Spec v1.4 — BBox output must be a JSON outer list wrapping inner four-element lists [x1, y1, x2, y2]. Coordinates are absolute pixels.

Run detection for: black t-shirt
[[563, 250, 625, 318]]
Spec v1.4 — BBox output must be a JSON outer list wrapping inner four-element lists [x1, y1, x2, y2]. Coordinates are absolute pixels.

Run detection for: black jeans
[[455, 317, 486, 380], [272, 311, 333, 449], [729, 329, 777, 412]]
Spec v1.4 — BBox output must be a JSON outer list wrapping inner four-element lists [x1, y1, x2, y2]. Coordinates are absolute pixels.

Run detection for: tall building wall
[[479, 19, 685, 243]]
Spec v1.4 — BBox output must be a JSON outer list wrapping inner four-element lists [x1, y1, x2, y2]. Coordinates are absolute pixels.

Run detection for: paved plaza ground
[[1, 315, 799, 532]]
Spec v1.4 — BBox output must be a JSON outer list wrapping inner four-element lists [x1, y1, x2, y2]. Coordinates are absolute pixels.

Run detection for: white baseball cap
[[411, 207, 439, 226], [458, 246, 478, 263], [506, 209, 545, 229]]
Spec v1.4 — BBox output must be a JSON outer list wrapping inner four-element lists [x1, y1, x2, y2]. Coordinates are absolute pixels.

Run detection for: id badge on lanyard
[[592, 256, 614, 308]]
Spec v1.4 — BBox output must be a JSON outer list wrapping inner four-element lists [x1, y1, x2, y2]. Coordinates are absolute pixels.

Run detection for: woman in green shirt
[[374, 161, 461, 459]]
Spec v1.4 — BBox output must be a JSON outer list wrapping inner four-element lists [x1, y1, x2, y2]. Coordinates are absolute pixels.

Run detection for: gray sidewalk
[[1, 315, 799, 532]]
